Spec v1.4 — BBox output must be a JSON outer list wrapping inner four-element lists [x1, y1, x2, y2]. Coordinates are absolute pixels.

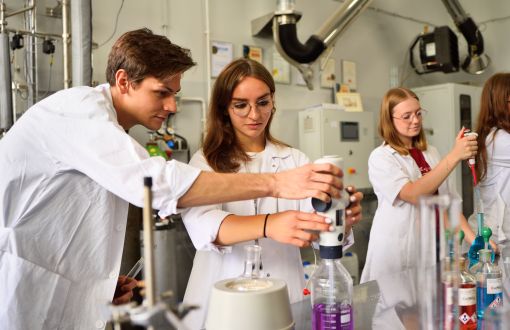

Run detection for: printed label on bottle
[[458, 287, 476, 306], [487, 278, 503, 294], [341, 310, 351, 323]]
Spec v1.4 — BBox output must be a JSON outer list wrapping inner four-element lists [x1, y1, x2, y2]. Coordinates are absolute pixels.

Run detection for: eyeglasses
[[392, 109, 428, 122], [230, 98, 274, 117]]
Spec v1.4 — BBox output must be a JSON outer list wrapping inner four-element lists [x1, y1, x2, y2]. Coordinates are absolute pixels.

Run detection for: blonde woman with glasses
[[360, 87, 478, 283], [181, 58, 364, 329]]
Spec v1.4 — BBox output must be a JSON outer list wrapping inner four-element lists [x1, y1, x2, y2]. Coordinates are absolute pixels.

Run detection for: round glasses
[[230, 98, 274, 117], [392, 108, 428, 122]]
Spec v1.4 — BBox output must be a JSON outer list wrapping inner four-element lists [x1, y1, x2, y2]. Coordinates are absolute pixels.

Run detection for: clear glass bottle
[[458, 257, 477, 330], [310, 258, 353, 330], [470, 249, 503, 319], [442, 259, 455, 330]]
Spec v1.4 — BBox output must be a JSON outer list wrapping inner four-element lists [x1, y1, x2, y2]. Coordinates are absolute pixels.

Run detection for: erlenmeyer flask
[[229, 244, 269, 291]]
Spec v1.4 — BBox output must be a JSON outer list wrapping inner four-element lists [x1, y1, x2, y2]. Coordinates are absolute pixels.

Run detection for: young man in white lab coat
[[0, 28, 346, 329]]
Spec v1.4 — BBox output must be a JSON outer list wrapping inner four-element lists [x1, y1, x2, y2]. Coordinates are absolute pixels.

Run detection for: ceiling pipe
[[273, 0, 372, 89], [441, 0, 490, 74]]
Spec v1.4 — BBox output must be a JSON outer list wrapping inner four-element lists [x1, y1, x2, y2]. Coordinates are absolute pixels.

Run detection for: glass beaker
[[416, 194, 462, 330]]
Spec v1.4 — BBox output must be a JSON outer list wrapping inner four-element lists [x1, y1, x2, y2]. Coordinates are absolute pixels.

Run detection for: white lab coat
[[477, 128, 510, 243], [0, 84, 200, 329], [361, 144, 456, 283], [181, 142, 354, 330]]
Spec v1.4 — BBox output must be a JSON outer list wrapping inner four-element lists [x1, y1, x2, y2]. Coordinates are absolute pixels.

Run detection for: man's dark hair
[[105, 28, 196, 85]]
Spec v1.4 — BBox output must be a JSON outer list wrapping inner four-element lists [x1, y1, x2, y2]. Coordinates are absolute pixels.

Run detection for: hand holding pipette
[[463, 130, 479, 185]]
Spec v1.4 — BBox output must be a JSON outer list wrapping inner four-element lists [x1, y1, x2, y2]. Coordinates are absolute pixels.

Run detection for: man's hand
[[273, 163, 343, 202], [344, 186, 363, 235], [113, 275, 138, 305], [264, 210, 332, 248]]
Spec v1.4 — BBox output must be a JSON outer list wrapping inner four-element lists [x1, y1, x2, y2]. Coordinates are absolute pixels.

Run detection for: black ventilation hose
[[278, 23, 326, 63], [458, 17, 484, 55]]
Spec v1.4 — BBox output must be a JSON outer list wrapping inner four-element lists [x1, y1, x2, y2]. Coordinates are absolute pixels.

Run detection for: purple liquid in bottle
[[312, 303, 353, 330]]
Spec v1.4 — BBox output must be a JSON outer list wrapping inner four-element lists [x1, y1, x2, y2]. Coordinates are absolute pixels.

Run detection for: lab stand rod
[[26, 0, 37, 106], [142, 177, 157, 307], [4, 4, 35, 18], [62, 0, 70, 88], [4, 27, 62, 40]]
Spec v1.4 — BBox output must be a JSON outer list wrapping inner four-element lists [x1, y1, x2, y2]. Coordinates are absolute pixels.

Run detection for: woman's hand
[[265, 210, 332, 247], [345, 186, 363, 235], [448, 128, 478, 163]]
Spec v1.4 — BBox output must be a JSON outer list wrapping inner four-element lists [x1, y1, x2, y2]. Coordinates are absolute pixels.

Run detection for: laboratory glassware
[[470, 249, 503, 319], [309, 155, 353, 330]]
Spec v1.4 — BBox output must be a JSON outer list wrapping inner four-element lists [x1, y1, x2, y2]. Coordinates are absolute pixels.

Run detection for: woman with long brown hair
[[361, 87, 478, 282], [474, 73, 510, 243], [181, 58, 363, 329]]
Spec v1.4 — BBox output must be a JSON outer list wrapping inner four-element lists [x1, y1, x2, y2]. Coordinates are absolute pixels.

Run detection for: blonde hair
[[378, 87, 427, 155]]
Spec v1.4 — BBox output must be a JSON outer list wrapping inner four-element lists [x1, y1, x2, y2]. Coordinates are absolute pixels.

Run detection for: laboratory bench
[[292, 262, 510, 329]]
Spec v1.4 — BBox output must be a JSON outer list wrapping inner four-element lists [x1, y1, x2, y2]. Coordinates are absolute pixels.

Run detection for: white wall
[[10, 0, 509, 154], [88, 0, 509, 155]]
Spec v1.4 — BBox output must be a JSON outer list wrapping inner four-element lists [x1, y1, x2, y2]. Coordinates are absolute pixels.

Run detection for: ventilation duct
[[273, 0, 372, 89], [441, 0, 490, 74]]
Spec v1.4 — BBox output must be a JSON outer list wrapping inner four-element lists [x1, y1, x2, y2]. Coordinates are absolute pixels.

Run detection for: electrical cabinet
[[412, 83, 482, 216], [298, 104, 374, 189]]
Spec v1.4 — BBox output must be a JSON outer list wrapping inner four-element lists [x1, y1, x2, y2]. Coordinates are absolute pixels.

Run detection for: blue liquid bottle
[[310, 258, 353, 330], [470, 249, 503, 319]]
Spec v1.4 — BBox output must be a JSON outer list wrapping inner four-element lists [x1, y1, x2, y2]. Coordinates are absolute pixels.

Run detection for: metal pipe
[[0, 2, 6, 33], [0, 30, 13, 132], [25, 0, 37, 106], [204, 0, 211, 108], [276, 0, 295, 12], [62, 0, 70, 88], [315, 0, 372, 47], [4, 4, 35, 18], [180, 96, 207, 141], [441, 0, 490, 73], [274, 0, 371, 64], [441, 0, 467, 24], [5, 27, 62, 39], [71, 0, 92, 86]]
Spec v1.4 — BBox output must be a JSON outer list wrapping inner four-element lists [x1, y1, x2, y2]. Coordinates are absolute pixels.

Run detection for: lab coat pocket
[[0, 251, 71, 330]]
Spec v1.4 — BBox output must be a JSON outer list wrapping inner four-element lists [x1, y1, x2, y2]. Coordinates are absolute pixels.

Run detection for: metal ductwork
[[441, 0, 490, 74], [273, 0, 372, 90]]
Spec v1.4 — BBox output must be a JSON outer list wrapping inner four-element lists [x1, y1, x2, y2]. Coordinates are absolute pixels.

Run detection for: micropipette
[[464, 130, 478, 185]]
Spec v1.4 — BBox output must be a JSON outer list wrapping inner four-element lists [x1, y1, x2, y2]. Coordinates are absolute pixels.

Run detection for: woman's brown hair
[[203, 58, 288, 173], [378, 87, 427, 155], [475, 73, 510, 181]]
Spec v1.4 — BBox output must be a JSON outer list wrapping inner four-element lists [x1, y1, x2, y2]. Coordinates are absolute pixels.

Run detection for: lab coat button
[[95, 320, 105, 328], [109, 271, 116, 279], [115, 224, 123, 231]]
